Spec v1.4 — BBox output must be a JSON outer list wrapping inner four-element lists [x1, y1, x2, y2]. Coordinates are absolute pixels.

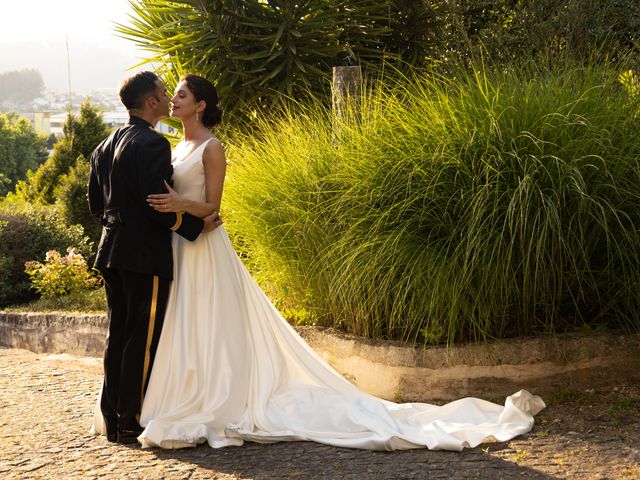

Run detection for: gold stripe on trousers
[[137, 275, 159, 423]]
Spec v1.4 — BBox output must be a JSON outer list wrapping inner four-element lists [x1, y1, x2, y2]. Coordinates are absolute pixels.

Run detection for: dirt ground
[[0, 347, 638, 479]]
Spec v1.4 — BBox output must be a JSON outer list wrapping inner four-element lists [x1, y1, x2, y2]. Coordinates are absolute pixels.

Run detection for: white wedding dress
[[93, 139, 545, 451]]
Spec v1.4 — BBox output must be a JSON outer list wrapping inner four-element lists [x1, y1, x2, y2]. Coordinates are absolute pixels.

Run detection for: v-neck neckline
[[174, 138, 213, 164]]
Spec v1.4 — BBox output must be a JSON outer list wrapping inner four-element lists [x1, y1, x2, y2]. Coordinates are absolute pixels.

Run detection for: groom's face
[[151, 79, 171, 119]]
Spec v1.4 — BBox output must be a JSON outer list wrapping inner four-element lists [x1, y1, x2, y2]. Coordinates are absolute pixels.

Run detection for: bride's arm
[[147, 139, 227, 218], [201, 139, 227, 216]]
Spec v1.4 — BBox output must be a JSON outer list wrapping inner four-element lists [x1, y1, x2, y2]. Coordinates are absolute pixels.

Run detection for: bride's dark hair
[[180, 74, 223, 128]]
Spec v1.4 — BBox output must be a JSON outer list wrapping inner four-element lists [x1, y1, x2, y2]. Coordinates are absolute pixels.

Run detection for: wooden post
[[332, 66, 362, 129]]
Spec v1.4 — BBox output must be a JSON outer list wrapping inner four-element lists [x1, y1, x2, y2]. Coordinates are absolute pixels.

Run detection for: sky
[[0, 0, 149, 93]]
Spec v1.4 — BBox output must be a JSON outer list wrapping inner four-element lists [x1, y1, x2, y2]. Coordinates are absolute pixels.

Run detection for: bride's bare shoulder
[[202, 136, 226, 166], [205, 135, 223, 149]]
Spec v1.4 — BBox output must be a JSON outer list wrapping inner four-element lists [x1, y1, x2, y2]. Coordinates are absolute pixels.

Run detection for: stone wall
[[0, 312, 107, 357], [2, 311, 639, 402]]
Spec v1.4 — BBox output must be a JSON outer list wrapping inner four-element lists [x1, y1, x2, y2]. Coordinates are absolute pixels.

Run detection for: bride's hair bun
[[180, 74, 223, 128]]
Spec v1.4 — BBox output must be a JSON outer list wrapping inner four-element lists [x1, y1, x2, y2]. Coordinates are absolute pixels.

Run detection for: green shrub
[[224, 61, 640, 345], [444, 0, 640, 67], [0, 202, 92, 307], [55, 154, 102, 246], [24, 248, 99, 298]]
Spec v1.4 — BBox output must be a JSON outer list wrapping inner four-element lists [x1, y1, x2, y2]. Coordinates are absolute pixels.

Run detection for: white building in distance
[[34, 111, 176, 136]]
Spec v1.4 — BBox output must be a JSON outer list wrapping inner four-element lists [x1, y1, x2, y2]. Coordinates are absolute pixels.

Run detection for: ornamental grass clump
[[224, 62, 640, 345]]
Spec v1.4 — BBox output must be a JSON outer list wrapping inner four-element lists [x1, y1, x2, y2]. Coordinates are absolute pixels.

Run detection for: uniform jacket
[[88, 115, 204, 279]]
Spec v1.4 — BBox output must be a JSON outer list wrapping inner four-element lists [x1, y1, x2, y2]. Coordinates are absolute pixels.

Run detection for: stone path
[[0, 347, 638, 479]]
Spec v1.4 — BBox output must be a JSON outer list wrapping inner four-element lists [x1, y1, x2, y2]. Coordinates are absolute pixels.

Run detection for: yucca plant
[[223, 61, 640, 345], [117, 0, 437, 119]]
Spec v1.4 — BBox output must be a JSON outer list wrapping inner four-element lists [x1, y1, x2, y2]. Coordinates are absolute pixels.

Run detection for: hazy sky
[[0, 0, 150, 93]]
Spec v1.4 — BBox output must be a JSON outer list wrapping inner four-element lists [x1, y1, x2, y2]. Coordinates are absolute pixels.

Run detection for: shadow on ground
[[145, 439, 555, 480]]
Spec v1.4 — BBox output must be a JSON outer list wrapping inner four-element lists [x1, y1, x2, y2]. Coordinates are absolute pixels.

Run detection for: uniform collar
[[127, 115, 155, 130]]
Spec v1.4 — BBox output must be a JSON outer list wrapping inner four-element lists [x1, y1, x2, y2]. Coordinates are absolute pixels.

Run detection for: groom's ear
[[147, 95, 158, 109]]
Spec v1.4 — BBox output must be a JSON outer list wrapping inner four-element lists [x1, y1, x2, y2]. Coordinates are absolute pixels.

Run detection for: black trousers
[[99, 267, 170, 431]]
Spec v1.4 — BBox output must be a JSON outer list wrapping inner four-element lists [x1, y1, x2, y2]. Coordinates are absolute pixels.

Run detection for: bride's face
[[171, 81, 200, 119]]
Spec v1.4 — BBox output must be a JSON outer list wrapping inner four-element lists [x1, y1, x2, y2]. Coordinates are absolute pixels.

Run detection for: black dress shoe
[[117, 428, 143, 444], [106, 430, 118, 442]]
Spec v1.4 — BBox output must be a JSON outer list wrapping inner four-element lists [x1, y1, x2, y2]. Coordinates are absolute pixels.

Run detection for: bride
[[94, 74, 544, 451]]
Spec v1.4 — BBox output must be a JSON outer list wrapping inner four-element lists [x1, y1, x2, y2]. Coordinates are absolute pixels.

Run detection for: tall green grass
[[223, 62, 640, 345]]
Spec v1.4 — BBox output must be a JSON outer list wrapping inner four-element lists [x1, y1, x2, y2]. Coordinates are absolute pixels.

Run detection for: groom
[[88, 71, 221, 443]]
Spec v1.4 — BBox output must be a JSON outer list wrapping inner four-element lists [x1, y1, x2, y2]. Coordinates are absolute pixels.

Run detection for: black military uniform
[[88, 115, 203, 441]]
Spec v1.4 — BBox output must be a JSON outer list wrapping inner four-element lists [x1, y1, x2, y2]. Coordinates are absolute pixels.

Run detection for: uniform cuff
[[170, 211, 183, 231]]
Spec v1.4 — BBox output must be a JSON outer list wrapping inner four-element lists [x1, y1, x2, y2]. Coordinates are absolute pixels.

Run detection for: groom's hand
[[202, 211, 223, 233]]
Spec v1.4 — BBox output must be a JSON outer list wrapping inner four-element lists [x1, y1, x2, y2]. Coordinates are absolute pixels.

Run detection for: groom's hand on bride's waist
[[202, 211, 223, 233]]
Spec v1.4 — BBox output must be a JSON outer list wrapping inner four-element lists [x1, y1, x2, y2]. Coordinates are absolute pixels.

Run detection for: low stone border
[[1, 310, 639, 402], [299, 326, 640, 402], [0, 311, 107, 357]]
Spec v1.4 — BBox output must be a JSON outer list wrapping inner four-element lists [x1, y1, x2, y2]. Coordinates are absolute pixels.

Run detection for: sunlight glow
[[0, 0, 145, 91], [1, 0, 131, 44]]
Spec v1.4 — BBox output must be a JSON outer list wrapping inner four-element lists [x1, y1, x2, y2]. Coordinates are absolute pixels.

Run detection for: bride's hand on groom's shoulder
[[202, 211, 223, 233], [147, 181, 186, 213]]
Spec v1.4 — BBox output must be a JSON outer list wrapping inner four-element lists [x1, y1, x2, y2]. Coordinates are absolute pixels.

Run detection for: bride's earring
[[196, 111, 200, 123]]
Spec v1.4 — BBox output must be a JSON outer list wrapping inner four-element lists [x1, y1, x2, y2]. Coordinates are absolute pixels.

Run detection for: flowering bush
[[24, 248, 100, 299], [0, 204, 93, 307]]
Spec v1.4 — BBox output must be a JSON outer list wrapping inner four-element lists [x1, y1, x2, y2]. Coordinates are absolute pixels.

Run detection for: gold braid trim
[[170, 211, 183, 231]]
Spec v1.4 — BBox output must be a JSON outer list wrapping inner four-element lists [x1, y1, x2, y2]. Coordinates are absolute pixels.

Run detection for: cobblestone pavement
[[0, 347, 639, 480]]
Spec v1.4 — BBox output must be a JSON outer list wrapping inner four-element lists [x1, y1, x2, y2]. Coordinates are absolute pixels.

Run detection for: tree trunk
[[332, 66, 362, 125]]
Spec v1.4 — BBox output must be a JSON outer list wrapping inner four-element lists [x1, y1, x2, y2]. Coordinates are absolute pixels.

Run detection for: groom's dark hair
[[119, 71, 160, 110]]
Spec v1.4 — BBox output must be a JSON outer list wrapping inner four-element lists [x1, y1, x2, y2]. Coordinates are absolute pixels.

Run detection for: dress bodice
[[171, 139, 213, 203]]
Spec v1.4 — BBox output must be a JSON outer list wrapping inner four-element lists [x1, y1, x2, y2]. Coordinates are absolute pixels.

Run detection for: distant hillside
[[0, 69, 44, 103]]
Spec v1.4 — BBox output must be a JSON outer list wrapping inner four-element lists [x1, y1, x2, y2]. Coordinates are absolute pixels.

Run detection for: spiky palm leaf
[[117, 0, 435, 118]]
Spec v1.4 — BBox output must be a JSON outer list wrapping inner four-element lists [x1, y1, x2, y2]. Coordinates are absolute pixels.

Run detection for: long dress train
[[93, 139, 545, 451]]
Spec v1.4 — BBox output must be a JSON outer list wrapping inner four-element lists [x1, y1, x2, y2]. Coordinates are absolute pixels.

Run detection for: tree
[[0, 69, 45, 103], [46, 133, 58, 149], [0, 113, 48, 197], [54, 154, 103, 245], [16, 100, 110, 204], [117, 0, 439, 119]]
